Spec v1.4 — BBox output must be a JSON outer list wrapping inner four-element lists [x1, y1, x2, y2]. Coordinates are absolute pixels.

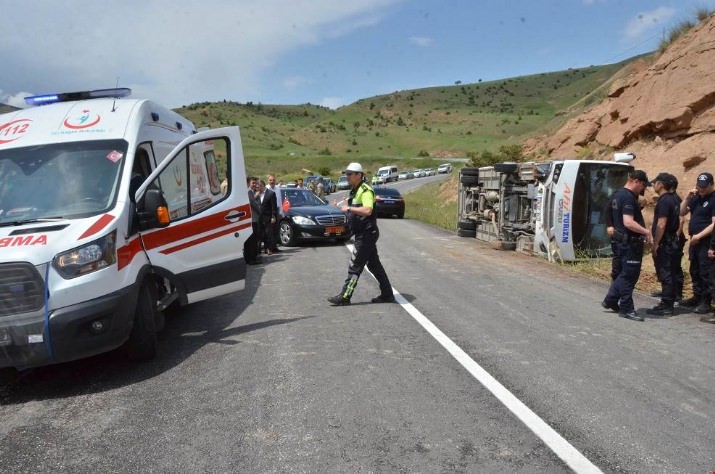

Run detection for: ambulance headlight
[[53, 231, 117, 279]]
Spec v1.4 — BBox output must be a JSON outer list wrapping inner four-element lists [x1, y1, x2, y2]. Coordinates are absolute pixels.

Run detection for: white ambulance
[[0, 88, 252, 368]]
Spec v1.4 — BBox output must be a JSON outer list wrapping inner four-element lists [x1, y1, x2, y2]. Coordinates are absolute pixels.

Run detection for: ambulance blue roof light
[[25, 88, 132, 106]]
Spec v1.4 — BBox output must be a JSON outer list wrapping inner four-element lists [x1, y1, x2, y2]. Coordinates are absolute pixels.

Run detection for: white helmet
[[344, 162, 364, 173]]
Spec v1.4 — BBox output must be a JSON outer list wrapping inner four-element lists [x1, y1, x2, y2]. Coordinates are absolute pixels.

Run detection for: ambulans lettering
[[0, 119, 32, 145], [0, 235, 47, 247]]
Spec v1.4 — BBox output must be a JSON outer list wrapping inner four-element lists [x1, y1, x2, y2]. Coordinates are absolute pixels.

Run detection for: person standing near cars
[[267, 174, 282, 253], [258, 180, 278, 256], [244, 176, 262, 265], [328, 162, 395, 306], [646, 173, 681, 316], [680, 172, 715, 314], [601, 170, 652, 321]]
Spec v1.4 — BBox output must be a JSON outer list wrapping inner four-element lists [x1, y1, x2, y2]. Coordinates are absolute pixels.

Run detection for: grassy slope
[[175, 57, 637, 178]]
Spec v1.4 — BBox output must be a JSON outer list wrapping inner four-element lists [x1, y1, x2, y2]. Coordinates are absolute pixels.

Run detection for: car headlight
[[291, 215, 316, 226], [53, 230, 117, 279]]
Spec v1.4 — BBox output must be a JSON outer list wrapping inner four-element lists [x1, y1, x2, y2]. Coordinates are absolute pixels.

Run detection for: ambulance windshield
[[0, 139, 128, 224]]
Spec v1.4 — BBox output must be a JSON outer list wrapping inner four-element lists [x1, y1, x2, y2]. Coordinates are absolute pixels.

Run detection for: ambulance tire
[[126, 282, 158, 362]]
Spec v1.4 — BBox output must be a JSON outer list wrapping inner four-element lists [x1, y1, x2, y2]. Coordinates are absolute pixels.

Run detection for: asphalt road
[[1, 176, 713, 473]]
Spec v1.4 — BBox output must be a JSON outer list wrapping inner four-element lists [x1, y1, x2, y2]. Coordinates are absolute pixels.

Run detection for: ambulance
[[0, 88, 252, 369]]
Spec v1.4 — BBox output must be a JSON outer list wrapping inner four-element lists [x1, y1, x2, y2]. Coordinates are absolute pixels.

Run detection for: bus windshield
[[0, 139, 128, 225], [571, 163, 631, 257]]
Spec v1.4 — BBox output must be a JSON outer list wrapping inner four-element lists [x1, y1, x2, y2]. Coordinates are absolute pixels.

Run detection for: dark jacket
[[248, 189, 261, 223], [259, 188, 278, 222]]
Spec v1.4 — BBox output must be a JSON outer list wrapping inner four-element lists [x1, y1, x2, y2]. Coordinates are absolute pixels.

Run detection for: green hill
[[174, 56, 642, 180]]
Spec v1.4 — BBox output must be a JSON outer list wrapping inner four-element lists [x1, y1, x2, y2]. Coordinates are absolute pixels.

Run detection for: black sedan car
[[279, 188, 351, 246], [373, 186, 405, 218]]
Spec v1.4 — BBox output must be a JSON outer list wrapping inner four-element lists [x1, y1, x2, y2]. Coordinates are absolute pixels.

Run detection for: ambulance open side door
[[135, 127, 251, 304]]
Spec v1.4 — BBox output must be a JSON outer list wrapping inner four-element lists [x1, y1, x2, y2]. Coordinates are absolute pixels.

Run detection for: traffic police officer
[[602, 170, 652, 321], [328, 162, 395, 305], [647, 173, 681, 316], [680, 172, 715, 314]]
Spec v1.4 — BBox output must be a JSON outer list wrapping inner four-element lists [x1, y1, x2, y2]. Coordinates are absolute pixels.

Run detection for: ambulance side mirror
[[137, 188, 171, 229]]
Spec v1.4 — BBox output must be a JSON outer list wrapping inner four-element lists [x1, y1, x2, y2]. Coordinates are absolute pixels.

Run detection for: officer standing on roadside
[[601, 170, 652, 321], [680, 172, 715, 314], [646, 173, 681, 316], [328, 163, 395, 305]]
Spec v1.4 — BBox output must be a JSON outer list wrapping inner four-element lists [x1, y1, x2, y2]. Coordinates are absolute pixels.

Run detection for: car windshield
[[0, 139, 127, 224], [282, 188, 327, 207]]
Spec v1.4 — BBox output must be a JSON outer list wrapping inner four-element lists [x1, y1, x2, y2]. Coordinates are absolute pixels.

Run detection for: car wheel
[[397, 212, 404, 219], [279, 220, 296, 246], [125, 282, 158, 362]]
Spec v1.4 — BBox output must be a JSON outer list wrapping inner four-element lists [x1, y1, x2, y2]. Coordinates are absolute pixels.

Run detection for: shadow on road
[[0, 262, 312, 404]]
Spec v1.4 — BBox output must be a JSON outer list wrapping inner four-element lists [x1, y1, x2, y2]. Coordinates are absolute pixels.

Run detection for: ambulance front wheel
[[126, 282, 158, 362]]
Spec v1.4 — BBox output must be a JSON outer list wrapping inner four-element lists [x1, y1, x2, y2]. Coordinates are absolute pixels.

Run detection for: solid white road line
[[346, 243, 602, 474]]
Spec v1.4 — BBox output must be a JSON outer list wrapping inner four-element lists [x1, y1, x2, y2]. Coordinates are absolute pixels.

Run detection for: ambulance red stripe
[[159, 221, 252, 255], [78, 213, 115, 240]]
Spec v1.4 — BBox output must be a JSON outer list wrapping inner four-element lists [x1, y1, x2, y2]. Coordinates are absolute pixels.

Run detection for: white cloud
[[409, 36, 433, 46], [319, 97, 346, 109], [624, 7, 676, 40], [0, 90, 32, 108], [0, 0, 402, 108]]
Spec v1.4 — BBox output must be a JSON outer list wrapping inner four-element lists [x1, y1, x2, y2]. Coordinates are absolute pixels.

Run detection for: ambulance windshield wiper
[[0, 217, 66, 227]]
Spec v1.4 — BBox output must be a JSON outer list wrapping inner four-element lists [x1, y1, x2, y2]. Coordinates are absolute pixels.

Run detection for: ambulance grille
[[315, 214, 347, 226], [0, 263, 45, 317]]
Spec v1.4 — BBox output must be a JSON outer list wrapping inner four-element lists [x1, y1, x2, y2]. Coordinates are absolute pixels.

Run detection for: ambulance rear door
[[135, 127, 251, 304]]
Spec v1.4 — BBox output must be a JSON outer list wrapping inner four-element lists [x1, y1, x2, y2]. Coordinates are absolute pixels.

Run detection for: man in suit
[[266, 174, 282, 252], [244, 176, 262, 265], [258, 180, 278, 256]]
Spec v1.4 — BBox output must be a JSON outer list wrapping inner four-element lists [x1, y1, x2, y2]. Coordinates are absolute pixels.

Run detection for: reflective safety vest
[[348, 181, 377, 234]]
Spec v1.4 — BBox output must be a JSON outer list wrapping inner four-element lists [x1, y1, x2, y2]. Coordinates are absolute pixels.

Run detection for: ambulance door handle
[[225, 210, 246, 222]]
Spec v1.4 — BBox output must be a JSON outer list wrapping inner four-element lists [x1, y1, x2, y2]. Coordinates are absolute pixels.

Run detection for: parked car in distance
[[398, 170, 413, 180], [372, 174, 386, 185], [279, 188, 350, 246], [336, 175, 350, 190], [424, 168, 436, 176], [413, 169, 425, 178], [373, 186, 405, 219], [323, 177, 336, 193], [437, 163, 453, 174]]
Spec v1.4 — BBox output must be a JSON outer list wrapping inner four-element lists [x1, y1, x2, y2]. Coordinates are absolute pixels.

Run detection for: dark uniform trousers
[[674, 234, 686, 299], [605, 240, 643, 313], [610, 239, 622, 281], [654, 236, 681, 307], [340, 228, 392, 300], [689, 240, 712, 304]]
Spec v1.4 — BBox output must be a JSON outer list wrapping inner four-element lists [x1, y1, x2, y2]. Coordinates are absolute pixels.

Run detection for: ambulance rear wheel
[[126, 282, 158, 362]]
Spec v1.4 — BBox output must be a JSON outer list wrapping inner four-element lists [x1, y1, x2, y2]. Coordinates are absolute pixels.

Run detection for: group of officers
[[603, 169, 715, 324]]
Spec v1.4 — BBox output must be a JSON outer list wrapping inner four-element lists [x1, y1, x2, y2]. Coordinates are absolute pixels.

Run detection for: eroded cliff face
[[525, 14, 715, 192]]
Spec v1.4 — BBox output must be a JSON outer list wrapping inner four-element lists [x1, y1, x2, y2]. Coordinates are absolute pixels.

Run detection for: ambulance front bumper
[[0, 284, 138, 369]]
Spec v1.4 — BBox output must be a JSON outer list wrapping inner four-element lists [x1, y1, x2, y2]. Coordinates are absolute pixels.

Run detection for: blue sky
[[1, 0, 712, 109]]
